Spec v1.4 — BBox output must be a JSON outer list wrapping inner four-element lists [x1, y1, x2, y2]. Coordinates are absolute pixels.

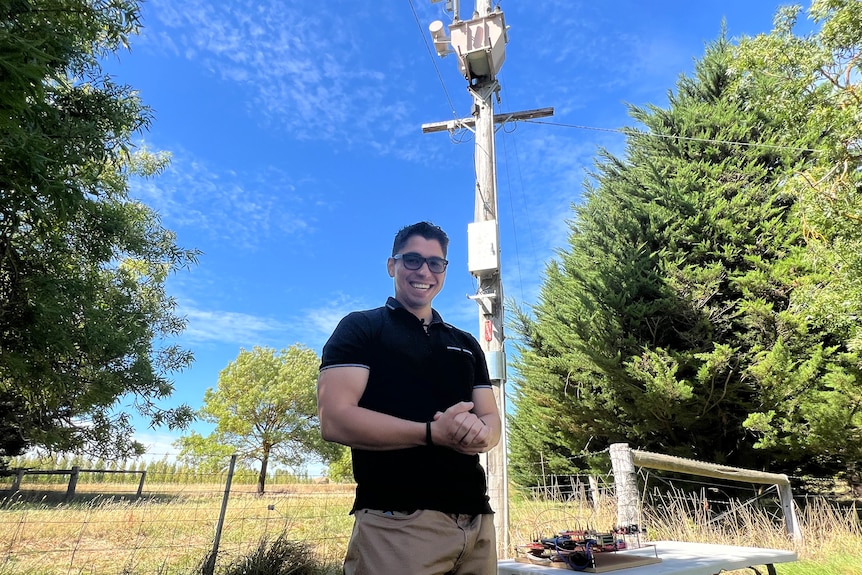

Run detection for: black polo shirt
[[320, 297, 493, 515]]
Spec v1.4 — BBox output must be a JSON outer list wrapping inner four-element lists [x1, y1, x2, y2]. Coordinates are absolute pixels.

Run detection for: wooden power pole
[[422, 0, 553, 557]]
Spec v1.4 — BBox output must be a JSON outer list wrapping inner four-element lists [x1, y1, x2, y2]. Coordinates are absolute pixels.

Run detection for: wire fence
[[0, 457, 857, 574], [0, 461, 354, 574]]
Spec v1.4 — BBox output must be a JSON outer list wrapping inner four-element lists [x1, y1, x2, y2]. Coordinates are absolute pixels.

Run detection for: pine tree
[[510, 32, 817, 485]]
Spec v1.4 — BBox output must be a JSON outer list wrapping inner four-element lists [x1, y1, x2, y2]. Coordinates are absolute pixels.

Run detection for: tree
[[511, 2, 862, 492], [732, 0, 862, 493], [175, 345, 339, 494], [509, 28, 827, 485], [326, 445, 354, 483], [0, 0, 198, 463]]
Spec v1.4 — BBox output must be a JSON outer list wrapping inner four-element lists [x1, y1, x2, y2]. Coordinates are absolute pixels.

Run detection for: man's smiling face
[[387, 235, 446, 317]]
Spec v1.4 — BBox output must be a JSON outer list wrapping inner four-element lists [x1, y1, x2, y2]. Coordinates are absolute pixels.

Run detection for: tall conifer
[[509, 34, 816, 484]]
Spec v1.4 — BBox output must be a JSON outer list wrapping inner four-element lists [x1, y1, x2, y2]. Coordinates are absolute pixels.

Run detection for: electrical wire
[[523, 119, 821, 154], [406, 0, 460, 120], [496, 100, 530, 304]]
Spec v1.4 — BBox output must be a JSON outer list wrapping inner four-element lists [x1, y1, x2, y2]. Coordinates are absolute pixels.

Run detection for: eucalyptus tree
[[175, 345, 339, 494], [0, 0, 198, 462]]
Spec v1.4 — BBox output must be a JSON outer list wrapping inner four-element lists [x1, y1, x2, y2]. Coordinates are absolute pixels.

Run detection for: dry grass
[[508, 484, 862, 574], [508, 489, 620, 544], [640, 488, 862, 560], [1, 481, 860, 574], [0, 483, 355, 574]]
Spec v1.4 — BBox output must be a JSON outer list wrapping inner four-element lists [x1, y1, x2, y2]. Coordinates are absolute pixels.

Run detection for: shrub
[[217, 534, 322, 575]]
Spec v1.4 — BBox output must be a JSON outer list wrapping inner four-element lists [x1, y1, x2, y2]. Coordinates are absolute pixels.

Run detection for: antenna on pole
[[430, 0, 461, 21], [422, 0, 553, 560]]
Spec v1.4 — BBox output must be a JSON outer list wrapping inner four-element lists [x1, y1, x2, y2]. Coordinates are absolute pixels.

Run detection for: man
[[317, 221, 501, 575]]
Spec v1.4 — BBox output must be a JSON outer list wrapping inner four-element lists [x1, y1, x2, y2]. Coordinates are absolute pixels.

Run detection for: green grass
[[782, 558, 862, 575]]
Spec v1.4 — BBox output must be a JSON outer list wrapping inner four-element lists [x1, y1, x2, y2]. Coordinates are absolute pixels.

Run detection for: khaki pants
[[343, 509, 497, 575]]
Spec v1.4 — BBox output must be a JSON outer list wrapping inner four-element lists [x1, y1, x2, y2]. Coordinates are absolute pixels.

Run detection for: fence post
[[66, 466, 79, 501], [136, 471, 146, 498], [777, 482, 803, 541], [202, 454, 237, 575], [588, 475, 600, 513], [12, 469, 25, 492], [610, 443, 640, 529]]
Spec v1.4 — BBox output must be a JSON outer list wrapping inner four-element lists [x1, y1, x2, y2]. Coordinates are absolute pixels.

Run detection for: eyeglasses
[[393, 252, 449, 274]]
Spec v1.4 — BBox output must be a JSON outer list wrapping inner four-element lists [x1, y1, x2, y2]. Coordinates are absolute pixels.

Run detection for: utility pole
[[422, 0, 553, 558]]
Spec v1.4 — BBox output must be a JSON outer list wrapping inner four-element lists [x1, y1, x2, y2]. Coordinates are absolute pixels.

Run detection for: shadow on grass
[[0, 488, 183, 508]]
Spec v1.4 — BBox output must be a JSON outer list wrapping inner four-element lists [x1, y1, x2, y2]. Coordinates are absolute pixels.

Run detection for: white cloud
[[145, 0, 400, 144], [130, 148, 318, 250], [292, 294, 373, 352], [180, 306, 291, 347], [165, 293, 370, 353]]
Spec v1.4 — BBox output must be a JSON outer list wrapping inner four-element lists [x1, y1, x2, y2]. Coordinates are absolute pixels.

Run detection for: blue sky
[[110, 0, 806, 468]]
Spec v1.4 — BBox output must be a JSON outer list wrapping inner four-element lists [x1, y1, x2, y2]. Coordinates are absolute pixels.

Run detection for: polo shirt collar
[[385, 296, 444, 325]]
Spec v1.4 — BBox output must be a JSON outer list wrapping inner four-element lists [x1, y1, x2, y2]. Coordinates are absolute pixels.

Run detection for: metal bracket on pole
[[421, 106, 554, 134], [468, 291, 496, 317], [430, 0, 460, 20], [468, 80, 500, 104]]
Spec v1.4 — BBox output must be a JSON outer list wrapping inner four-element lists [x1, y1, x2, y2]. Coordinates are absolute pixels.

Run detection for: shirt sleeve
[[320, 311, 374, 371]]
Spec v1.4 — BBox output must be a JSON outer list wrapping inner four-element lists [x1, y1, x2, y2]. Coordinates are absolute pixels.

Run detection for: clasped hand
[[432, 401, 491, 455]]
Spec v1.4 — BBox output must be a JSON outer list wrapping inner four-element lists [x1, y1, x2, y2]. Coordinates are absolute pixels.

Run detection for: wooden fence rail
[[2, 466, 147, 500]]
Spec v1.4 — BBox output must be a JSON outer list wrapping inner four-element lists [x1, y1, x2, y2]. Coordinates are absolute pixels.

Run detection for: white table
[[498, 540, 798, 575]]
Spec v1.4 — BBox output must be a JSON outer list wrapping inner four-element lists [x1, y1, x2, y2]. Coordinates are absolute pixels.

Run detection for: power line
[[409, 0, 818, 157], [525, 119, 821, 154], [406, 0, 460, 119], [495, 101, 538, 306]]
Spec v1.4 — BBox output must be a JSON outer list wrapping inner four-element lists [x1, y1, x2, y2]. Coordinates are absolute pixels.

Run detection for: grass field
[[0, 481, 355, 574], [1, 481, 860, 574]]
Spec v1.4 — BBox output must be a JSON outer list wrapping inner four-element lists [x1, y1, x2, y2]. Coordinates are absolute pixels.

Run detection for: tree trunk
[[846, 462, 862, 499], [257, 450, 269, 495]]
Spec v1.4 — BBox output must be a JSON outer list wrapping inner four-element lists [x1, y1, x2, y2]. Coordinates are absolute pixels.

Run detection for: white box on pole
[[468, 220, 499, 275]]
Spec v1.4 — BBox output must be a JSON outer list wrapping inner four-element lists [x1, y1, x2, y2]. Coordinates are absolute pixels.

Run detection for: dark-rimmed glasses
[[393, 252, 448, 274]]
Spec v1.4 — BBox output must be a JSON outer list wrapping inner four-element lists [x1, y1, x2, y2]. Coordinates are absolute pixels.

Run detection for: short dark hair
[[392, 221, 450, 257]]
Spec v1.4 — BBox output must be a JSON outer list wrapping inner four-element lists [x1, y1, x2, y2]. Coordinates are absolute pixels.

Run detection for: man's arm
[[472, 386, 502, 448], [433, 386, 501, 455], [317, 365, 428, 450], [317, 366, 500, 454]]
